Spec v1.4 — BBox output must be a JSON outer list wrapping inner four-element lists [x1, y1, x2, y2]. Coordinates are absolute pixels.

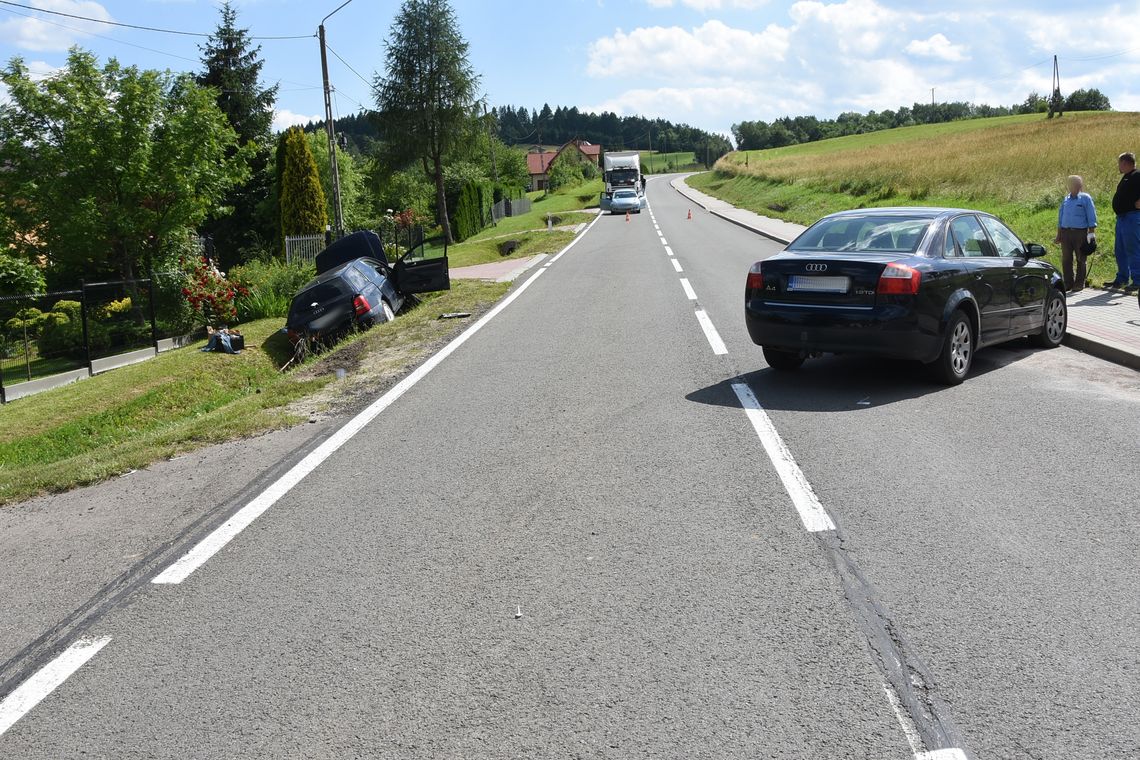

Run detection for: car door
[[980, 215, 1047, 337], [949, 214, 1013, 345], [358, 258, 404, 313], [393, 246, 450, 295]]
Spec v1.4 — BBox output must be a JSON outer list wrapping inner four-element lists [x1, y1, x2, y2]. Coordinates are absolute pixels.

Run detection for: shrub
[[450, 180, 493, 242], [180, 257, 244, 326], [37, 300, 107, 360], [0, 252, 45, 297], [229, 259, 314, 322]]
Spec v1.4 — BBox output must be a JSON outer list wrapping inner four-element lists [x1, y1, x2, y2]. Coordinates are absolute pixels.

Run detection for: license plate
[[787, 275, 850, 293]]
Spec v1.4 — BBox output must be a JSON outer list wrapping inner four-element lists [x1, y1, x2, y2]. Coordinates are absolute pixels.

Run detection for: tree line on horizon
[[731, 89, 1113, 152]]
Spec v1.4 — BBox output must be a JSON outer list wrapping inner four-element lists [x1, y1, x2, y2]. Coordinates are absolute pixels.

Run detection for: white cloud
[[587, 20, 789, 79], [0, 0, 112, 52], [905, 33, 968, 62], [581, 0, 1140, 136], [272, 109, 323, 133]]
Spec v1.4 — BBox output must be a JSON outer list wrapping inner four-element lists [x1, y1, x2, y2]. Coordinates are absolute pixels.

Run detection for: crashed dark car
[[286, 231, 449, 346]]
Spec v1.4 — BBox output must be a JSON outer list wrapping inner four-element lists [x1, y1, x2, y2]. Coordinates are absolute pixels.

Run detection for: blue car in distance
[[608, 188, 645, 214]]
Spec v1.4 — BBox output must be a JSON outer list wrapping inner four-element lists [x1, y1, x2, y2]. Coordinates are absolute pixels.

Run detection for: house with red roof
[[527, 139, 603, 191]]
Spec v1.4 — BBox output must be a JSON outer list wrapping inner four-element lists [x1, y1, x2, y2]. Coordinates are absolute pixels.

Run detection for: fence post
[[79, 279, 93, 376], [147, 268, 159, 353], [0, 348, 6, 404]]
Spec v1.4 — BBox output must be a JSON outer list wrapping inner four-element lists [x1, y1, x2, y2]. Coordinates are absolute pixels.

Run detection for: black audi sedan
[[745, 208, 1066, 384]]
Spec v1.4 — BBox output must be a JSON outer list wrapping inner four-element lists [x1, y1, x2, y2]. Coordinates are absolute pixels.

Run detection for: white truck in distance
[[600, 151, 644, 212]]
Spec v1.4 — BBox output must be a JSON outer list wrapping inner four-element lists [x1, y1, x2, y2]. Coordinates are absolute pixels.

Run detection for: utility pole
[[931, 88, 935, 107], [1048, 55, 1064, 118], [318, 0, 355, 239]]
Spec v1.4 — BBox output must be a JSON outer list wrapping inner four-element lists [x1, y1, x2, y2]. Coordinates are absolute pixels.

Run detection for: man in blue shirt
[[1055, 175, 1097, 291], [1109, 152, 1140, 292]]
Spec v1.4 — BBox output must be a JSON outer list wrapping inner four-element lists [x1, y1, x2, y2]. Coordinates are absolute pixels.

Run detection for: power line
[[325, 43, 372, 91], [0, 4, 200, 64], [0, 0, 313, 40]]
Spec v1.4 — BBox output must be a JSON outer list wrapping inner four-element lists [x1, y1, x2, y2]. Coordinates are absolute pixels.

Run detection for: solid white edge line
[[679, 278, 697, 300], [730, 382, 836, 532], [156, 247, 581, 583], [664, 246, 674, 257], [693, 309, 728, 356], [882, 682, 923, 755], [0, 636, 110, 737], [671, 258, 684, 273], [547, 211, 603, 264]]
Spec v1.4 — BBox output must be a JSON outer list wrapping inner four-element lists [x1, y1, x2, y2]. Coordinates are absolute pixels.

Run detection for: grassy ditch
[[465, 179, 602, 240], [689, 111, 1140, 283], [0, 279, 509, 506], [447, 229, 578, 269], [640, 151, 700, 174]]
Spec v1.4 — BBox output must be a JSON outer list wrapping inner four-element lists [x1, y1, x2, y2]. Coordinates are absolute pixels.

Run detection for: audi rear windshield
[[789, 216, 932, 254]]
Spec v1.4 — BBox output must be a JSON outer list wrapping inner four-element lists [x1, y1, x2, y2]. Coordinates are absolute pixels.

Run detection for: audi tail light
[[746, 262, 764, 292], [877, 263, 921, 295], [353, 295, 372, 316]]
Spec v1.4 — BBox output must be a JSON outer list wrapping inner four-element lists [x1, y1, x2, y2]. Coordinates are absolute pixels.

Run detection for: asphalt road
[[1, 175, 1138, 759]]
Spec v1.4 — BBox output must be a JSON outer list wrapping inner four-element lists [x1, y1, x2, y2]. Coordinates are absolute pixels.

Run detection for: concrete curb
[[1063, 329, 1140, 372], [668, 174, 1139, 374], [671, 174, 795, 245]]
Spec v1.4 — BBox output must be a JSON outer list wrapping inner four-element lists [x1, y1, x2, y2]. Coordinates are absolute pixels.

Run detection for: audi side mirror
[[1025, 243, 1047, 258]]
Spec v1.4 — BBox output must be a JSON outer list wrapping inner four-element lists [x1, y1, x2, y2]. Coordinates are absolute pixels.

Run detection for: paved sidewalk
[[672, 174, 1140, 372], [449, 253, 547, 283]]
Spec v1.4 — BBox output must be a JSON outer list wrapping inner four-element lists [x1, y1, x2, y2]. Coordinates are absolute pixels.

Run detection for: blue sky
[[1, 0, 1138, 140]]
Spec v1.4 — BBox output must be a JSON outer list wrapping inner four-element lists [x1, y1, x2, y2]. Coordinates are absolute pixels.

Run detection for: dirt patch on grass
[[284, 282, 510, 422]]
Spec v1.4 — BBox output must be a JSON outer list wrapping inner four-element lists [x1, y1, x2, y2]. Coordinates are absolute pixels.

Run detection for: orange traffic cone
[[687, 209, 692, 220], [625, 211, 630, 223]]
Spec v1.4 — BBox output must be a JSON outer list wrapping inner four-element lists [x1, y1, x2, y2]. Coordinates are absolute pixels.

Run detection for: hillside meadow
[[690, 111, 1140, 282]]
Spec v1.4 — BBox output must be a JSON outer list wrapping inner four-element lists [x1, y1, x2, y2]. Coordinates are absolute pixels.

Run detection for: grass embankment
[[0, 280, 509, 506], [446, 229, 577, 269], [640, 151, 700, 174], [689, 111, 1140, 282]]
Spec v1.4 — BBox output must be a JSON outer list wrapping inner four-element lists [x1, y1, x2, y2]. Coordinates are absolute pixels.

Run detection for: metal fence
[[491, 197, 532, 223], [0, 274, 192, 404], [284, 233, 326, 265]]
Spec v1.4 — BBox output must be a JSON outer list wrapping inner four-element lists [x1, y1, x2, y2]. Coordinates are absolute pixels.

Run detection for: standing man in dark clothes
[[1109, 152, 1140, 292]]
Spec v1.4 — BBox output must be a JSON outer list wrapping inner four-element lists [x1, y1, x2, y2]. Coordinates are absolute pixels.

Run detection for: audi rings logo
[[805, 263, 829, 272]]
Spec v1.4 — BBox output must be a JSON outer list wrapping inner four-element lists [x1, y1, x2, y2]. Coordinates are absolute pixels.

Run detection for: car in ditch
[[286, 230, 449, 347], [744, 207, 1067, 384]]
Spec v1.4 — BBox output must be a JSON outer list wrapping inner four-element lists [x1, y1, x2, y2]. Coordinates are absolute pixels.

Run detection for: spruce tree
[[279, 127, 328, 243], [197, 1, 279, 267], [374, 0, 479, 244]]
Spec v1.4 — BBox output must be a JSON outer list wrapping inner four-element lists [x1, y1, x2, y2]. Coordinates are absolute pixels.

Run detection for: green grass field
[[689, 111, 1140, 282], [0, 280, 509, 506], [640, 151, 700, 174]]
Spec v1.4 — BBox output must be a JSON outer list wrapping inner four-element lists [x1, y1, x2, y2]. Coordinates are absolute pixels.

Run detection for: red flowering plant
[[179, 256, 247, 328]]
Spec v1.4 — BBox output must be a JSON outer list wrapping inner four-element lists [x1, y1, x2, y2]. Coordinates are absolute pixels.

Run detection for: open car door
[[393, 246, 450, 295]]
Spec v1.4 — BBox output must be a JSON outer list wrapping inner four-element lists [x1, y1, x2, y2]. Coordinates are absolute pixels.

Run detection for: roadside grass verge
[[690, 111, 1139, 283], [447, 229, 577, 269], [0, 280, 509, 506], [465, 179, 602, 241]]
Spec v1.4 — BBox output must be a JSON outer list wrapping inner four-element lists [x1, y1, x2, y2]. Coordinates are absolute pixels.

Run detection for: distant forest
[[301, 88, 1112, 158], [301, 104, 735, 162], [731, 89, 1112, 151], [490, 104, 733, 160]]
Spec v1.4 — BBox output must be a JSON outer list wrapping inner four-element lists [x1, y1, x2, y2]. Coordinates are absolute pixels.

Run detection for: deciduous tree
[[0, 50, 247, 285]]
